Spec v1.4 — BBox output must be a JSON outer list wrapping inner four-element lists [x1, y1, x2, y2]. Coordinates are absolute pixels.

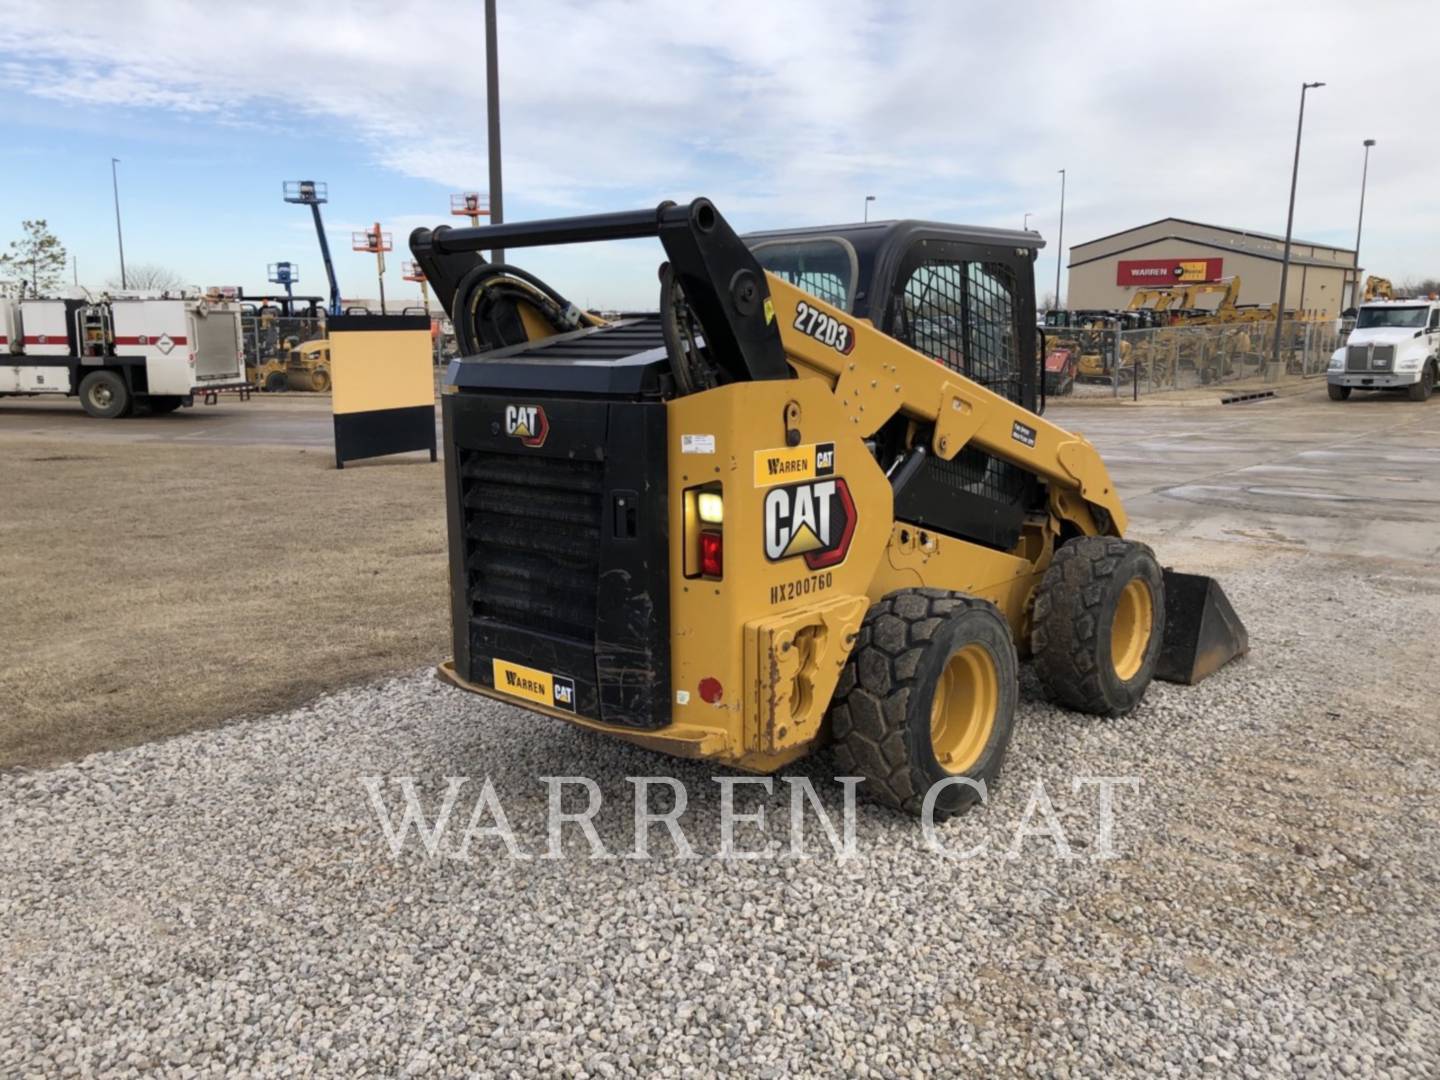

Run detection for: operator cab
[[744, 220, 1044, 411]]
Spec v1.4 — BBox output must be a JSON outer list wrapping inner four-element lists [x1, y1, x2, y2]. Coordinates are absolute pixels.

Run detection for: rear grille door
[[465, 453, 603, 642], [444, 392, 670, 729]]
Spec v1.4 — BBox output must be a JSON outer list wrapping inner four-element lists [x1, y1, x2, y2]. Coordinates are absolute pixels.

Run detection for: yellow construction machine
[[285, 338, 332, 392], [1363, 276, 1394, 302], [410, 200, 1247, 818]]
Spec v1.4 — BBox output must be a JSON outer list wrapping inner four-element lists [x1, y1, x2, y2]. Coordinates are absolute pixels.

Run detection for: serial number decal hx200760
[[492, 658, 576, 712], [793, 300, 855, 355], [763, 478, 857, 570]]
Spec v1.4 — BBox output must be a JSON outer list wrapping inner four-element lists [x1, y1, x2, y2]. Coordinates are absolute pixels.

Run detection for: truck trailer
[[0, 295, 249, 417]]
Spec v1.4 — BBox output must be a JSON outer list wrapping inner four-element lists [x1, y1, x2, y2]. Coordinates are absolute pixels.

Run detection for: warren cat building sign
[[1117, 258, 1223, 286]]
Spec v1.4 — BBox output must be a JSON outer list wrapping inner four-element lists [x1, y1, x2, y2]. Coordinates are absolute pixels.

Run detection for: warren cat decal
[[504, 404, 549, 447], [763, 477, 856, 570], [491, 657, 575, 712], [753, 441, 835, 487]]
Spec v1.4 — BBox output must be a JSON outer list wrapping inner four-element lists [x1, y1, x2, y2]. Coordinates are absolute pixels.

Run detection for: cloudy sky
[[0, 0, 1435, 309]]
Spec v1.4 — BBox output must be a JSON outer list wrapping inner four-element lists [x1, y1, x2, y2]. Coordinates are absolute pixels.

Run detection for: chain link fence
[[1049, 320, 1344, 399]]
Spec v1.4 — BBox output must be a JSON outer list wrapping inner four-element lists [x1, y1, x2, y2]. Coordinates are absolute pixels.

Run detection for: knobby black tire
[[829, 588, 1018, 821], [1031, 536, 1165, 717]]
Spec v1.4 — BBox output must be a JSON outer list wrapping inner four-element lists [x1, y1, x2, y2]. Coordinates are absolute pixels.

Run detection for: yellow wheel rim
[[1110, 578, 1155, 682], [929, 643, 998, 775]]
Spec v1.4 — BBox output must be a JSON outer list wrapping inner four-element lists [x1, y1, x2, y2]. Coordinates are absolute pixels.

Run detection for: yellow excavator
[[1363, 276, 1394, 302], [409, 199, 1247, 817]]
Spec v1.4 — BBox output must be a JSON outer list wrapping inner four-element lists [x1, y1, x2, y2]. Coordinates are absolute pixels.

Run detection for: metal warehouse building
[[1066, 218, 1358, 319]]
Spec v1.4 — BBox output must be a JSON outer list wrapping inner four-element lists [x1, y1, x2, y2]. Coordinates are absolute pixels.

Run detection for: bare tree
[[0, 219, 68, 296], [108, 263, 185, 292]]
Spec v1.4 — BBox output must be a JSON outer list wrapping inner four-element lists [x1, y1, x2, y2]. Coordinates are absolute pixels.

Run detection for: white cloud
[[0, 0, 1437, 307]]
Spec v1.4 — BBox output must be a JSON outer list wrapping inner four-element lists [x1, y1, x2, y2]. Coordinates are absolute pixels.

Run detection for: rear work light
[[684, 483, 724, 580], [696, 491, 724, 524], [700, 530, 723, 578]]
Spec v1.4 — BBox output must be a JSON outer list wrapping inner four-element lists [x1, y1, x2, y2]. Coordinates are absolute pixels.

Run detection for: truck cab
[[1329, 299, 1440, 401]]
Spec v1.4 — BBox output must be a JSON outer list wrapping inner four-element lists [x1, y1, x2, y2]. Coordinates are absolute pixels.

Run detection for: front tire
[[1328, 383, 1351, 401], [78, 370, 131, 419], [1032, 537, 1165, 717], [1407, 363, 1434, 402], [830, 589, 1018, 820]]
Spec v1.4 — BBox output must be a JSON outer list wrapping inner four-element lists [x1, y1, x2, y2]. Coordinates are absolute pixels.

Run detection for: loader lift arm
[[414, 198, 1125, 533]]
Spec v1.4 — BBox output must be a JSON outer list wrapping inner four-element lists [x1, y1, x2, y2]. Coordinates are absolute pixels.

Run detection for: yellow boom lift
[[410, 199, 1247, 818]]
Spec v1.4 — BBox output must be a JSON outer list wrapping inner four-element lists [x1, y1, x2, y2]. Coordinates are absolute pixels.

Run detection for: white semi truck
[[1328, 298, 1440, 402], [0, 294, 248, 417]]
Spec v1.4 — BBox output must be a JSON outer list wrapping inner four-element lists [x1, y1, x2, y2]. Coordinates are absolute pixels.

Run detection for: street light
[[1023, 212, 1034, 231], [111, 157, 127, 290], [864, 195, 876, 223], [1273, 81, 1325, 369], [1054, 169, 1066, 309], [1352, 138, 1376, 308], [485, 0, 504, 263]]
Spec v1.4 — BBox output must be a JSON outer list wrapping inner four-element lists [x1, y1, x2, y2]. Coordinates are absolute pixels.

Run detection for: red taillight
[[700, 530, 723, 578]]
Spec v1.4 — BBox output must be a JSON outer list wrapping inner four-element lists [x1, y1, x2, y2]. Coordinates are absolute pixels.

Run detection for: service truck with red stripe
[[0, 295, 247, 417]]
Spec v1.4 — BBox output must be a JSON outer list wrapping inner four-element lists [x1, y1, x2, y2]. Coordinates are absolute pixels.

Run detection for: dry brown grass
[[0, 436, 448, 768]]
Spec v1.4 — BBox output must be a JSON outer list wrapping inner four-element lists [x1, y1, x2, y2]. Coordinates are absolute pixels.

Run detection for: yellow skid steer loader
[[409, 199, 1247, 818]]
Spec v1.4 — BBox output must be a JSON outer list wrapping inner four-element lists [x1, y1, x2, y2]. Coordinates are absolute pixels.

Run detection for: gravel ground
[[3, 545, 1438, 1078]]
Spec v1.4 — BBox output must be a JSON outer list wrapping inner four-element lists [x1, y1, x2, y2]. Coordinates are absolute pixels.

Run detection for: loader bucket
[[1155, 570, 1249, 685]]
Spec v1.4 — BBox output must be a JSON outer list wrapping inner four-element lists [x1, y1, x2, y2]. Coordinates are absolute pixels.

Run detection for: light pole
[[1352, 138, 1375, 308], [864, 195, 876, 222], [485, 0, 504, 264], [1054, 169, 1066, 309], [1023, 212, 1033, 231], [111, 157, 127, 290], [1273, 81, 1325, 368]]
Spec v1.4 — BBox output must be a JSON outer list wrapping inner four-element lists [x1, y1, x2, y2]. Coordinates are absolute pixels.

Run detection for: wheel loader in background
[[410, 199, 1247, 818]]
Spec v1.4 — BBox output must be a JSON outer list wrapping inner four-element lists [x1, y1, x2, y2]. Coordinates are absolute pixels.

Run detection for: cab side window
[[1429, 308, 1440, 331], [896, 258, 1021, 403]]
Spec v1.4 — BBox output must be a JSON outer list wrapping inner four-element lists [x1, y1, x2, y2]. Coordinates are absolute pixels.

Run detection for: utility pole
[[485, 0, 504, 265], [1273, 81, 1325, 370], [1054, 169, 1066, 309], [111, 157, 128, 289], [1352, 138, 1376, 308]]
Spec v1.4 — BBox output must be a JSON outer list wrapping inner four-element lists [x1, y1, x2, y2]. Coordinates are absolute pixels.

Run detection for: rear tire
[[1407, 363, 1434, 402], [309, 366, 331, 393], [1032, 536, 1165, 717], [829, 589, 1018, 820], [78, 370, 131, 419], [1328, 383, 1351, 401]]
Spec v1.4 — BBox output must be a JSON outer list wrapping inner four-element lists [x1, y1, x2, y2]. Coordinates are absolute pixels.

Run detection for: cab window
[[896, 259, 1020, 402], [748, 237, 857, 312]]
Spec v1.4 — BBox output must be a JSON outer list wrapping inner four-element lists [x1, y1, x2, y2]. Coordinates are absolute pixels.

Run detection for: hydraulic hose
[[451, 262, 589, 355]]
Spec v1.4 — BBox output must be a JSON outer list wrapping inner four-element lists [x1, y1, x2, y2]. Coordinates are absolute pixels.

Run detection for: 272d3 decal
[[792, 300, 855, 355], [763, 477, 856, 570]]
